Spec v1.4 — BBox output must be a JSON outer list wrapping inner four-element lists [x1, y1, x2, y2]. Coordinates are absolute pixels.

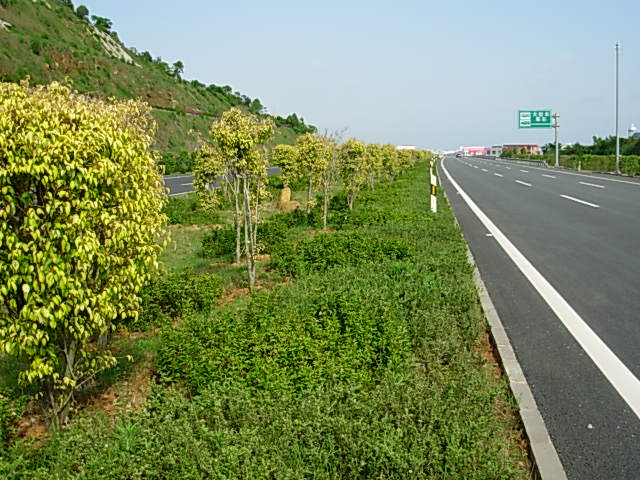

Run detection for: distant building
[[460, 146, 486, 156], [502, 144, 540, 155], [396, 145, 417, 150], [487, 145, 503, 156]]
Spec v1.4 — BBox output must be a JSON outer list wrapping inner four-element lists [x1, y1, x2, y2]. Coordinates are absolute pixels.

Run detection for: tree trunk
[[348, 192, 355, 211], [322, 186, 330, 230], [233, 177, 242, 264], [48, 338, 78, 430], [242, 177, 256, 290], [306, 178, 312, 214]]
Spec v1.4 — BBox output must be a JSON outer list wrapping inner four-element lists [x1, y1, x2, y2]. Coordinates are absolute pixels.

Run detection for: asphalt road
[[439, 156, 640, 479], [164, 166, 282, 196]]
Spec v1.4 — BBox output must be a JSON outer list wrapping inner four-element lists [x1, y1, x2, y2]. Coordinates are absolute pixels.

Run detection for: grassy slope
[[0, 0, 300, 152], [0, 163, 532, 479]]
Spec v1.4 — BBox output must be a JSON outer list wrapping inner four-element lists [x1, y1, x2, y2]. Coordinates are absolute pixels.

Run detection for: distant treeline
[[542, 135, 640, 156]]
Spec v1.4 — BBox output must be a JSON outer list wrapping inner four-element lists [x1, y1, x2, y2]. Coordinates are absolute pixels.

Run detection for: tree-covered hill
[[0, 0, 316, 154]]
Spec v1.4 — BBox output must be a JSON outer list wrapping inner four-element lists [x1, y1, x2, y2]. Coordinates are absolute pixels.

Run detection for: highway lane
[[440, 156, 640, 479], [164, 166, 281, 196]]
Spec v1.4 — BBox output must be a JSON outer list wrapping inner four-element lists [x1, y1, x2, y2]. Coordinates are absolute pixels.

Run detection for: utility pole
[[615, 42, 621, 175], [553, 113, 560, 167]]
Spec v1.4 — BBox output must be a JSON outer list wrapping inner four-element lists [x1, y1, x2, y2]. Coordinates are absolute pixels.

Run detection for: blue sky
[[80, 0, 639, 150]]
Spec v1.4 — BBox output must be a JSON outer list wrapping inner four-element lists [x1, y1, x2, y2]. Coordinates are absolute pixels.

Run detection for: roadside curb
[[468, 248, 568, 480], [436, 159, 567, 479]]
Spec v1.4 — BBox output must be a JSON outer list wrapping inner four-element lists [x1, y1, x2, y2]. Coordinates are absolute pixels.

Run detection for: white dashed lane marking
[[560, 194, 600, 209]]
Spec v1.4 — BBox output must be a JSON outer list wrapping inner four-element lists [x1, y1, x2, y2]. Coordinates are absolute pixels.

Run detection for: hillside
[[0, 0, 315, 156]]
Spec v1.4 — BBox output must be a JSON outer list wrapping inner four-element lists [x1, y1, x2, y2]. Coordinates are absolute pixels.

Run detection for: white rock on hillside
[[89, 25, 141, 68], [0, 19, 11, 31]]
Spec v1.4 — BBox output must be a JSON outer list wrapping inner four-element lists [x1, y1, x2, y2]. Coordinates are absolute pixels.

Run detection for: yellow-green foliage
[[194, 107, 275, 288], [271, 144, 299, 187], [0, 81, 166, 425], [339, 138, 368, 210]]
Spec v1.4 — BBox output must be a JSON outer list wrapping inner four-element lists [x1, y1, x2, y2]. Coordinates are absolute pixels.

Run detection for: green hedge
[[132, 271, 224, 331], [157, 267, 411, 394], [270, 230, 415, 277], [200, 210, 317, 259], [162, 194, 220, 226]]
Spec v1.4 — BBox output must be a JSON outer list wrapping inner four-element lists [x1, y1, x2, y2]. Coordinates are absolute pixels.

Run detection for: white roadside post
[[430, 160, 438, 213]]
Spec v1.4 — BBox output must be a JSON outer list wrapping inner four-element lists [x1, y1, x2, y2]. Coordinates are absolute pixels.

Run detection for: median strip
[[560, 194, 600, 208]]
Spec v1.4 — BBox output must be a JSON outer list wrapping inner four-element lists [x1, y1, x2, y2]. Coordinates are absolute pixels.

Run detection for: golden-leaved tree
[[339, 138, 368, 210], [0, 81, 166, 429], [194, 107, 274, 289]]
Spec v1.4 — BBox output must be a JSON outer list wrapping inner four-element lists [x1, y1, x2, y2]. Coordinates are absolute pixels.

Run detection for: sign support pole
[[615, 42, 621, 175], [553, 113, 560, 167]]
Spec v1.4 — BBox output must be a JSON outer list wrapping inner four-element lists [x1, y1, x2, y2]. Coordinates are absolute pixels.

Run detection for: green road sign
[[518, 110, 552, 129]]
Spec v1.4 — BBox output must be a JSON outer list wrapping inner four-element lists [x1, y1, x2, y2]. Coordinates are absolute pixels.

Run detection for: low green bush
[[270, 230, 415, 277], [132, 271, 223, 331], [157, 268, 411, 394], [159, 151, 196, 175], [0, 371, 519, 480], [0, 387, 25, 447], [200, 227, 235, 258], [200, 213, 301, 259], [162, 193, 220, 225]]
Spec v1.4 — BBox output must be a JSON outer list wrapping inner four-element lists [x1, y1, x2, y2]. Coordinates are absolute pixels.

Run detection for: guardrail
[[476, 155, 548, 168]]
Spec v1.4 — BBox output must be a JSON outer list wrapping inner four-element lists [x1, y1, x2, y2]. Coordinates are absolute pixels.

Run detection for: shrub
[[162, 194, 220, 225], [256, 215, 289, 252], [0, 81, 166, 428], [0, 388, 25, 446], [270, 230, 415, 277], [201, 228, 235, 258], [29, 39, 43, 55], [157, 269, 410, 394], [75, 5, 89, 20], [200, 214, 294, 260], [159, 151, 196, 175], [132, 271, 223, 331]]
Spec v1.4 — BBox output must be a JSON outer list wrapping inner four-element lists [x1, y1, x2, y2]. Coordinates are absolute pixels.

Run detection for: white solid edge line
[[169, 191, 193, 197], [441, 159, 640, 420], [560, 194, 600, 208], [494, 173, 503, 177], [181, 182, 194, 186], [579, 181, 605, 189], [516, 180, 532, 187]]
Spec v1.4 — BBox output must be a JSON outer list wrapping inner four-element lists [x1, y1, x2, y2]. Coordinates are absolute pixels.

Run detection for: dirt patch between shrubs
[[89, 365, 153, 414]]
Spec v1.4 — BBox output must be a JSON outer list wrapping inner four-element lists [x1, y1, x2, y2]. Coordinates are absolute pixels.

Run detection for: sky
[[79, 0, 640, 150]]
